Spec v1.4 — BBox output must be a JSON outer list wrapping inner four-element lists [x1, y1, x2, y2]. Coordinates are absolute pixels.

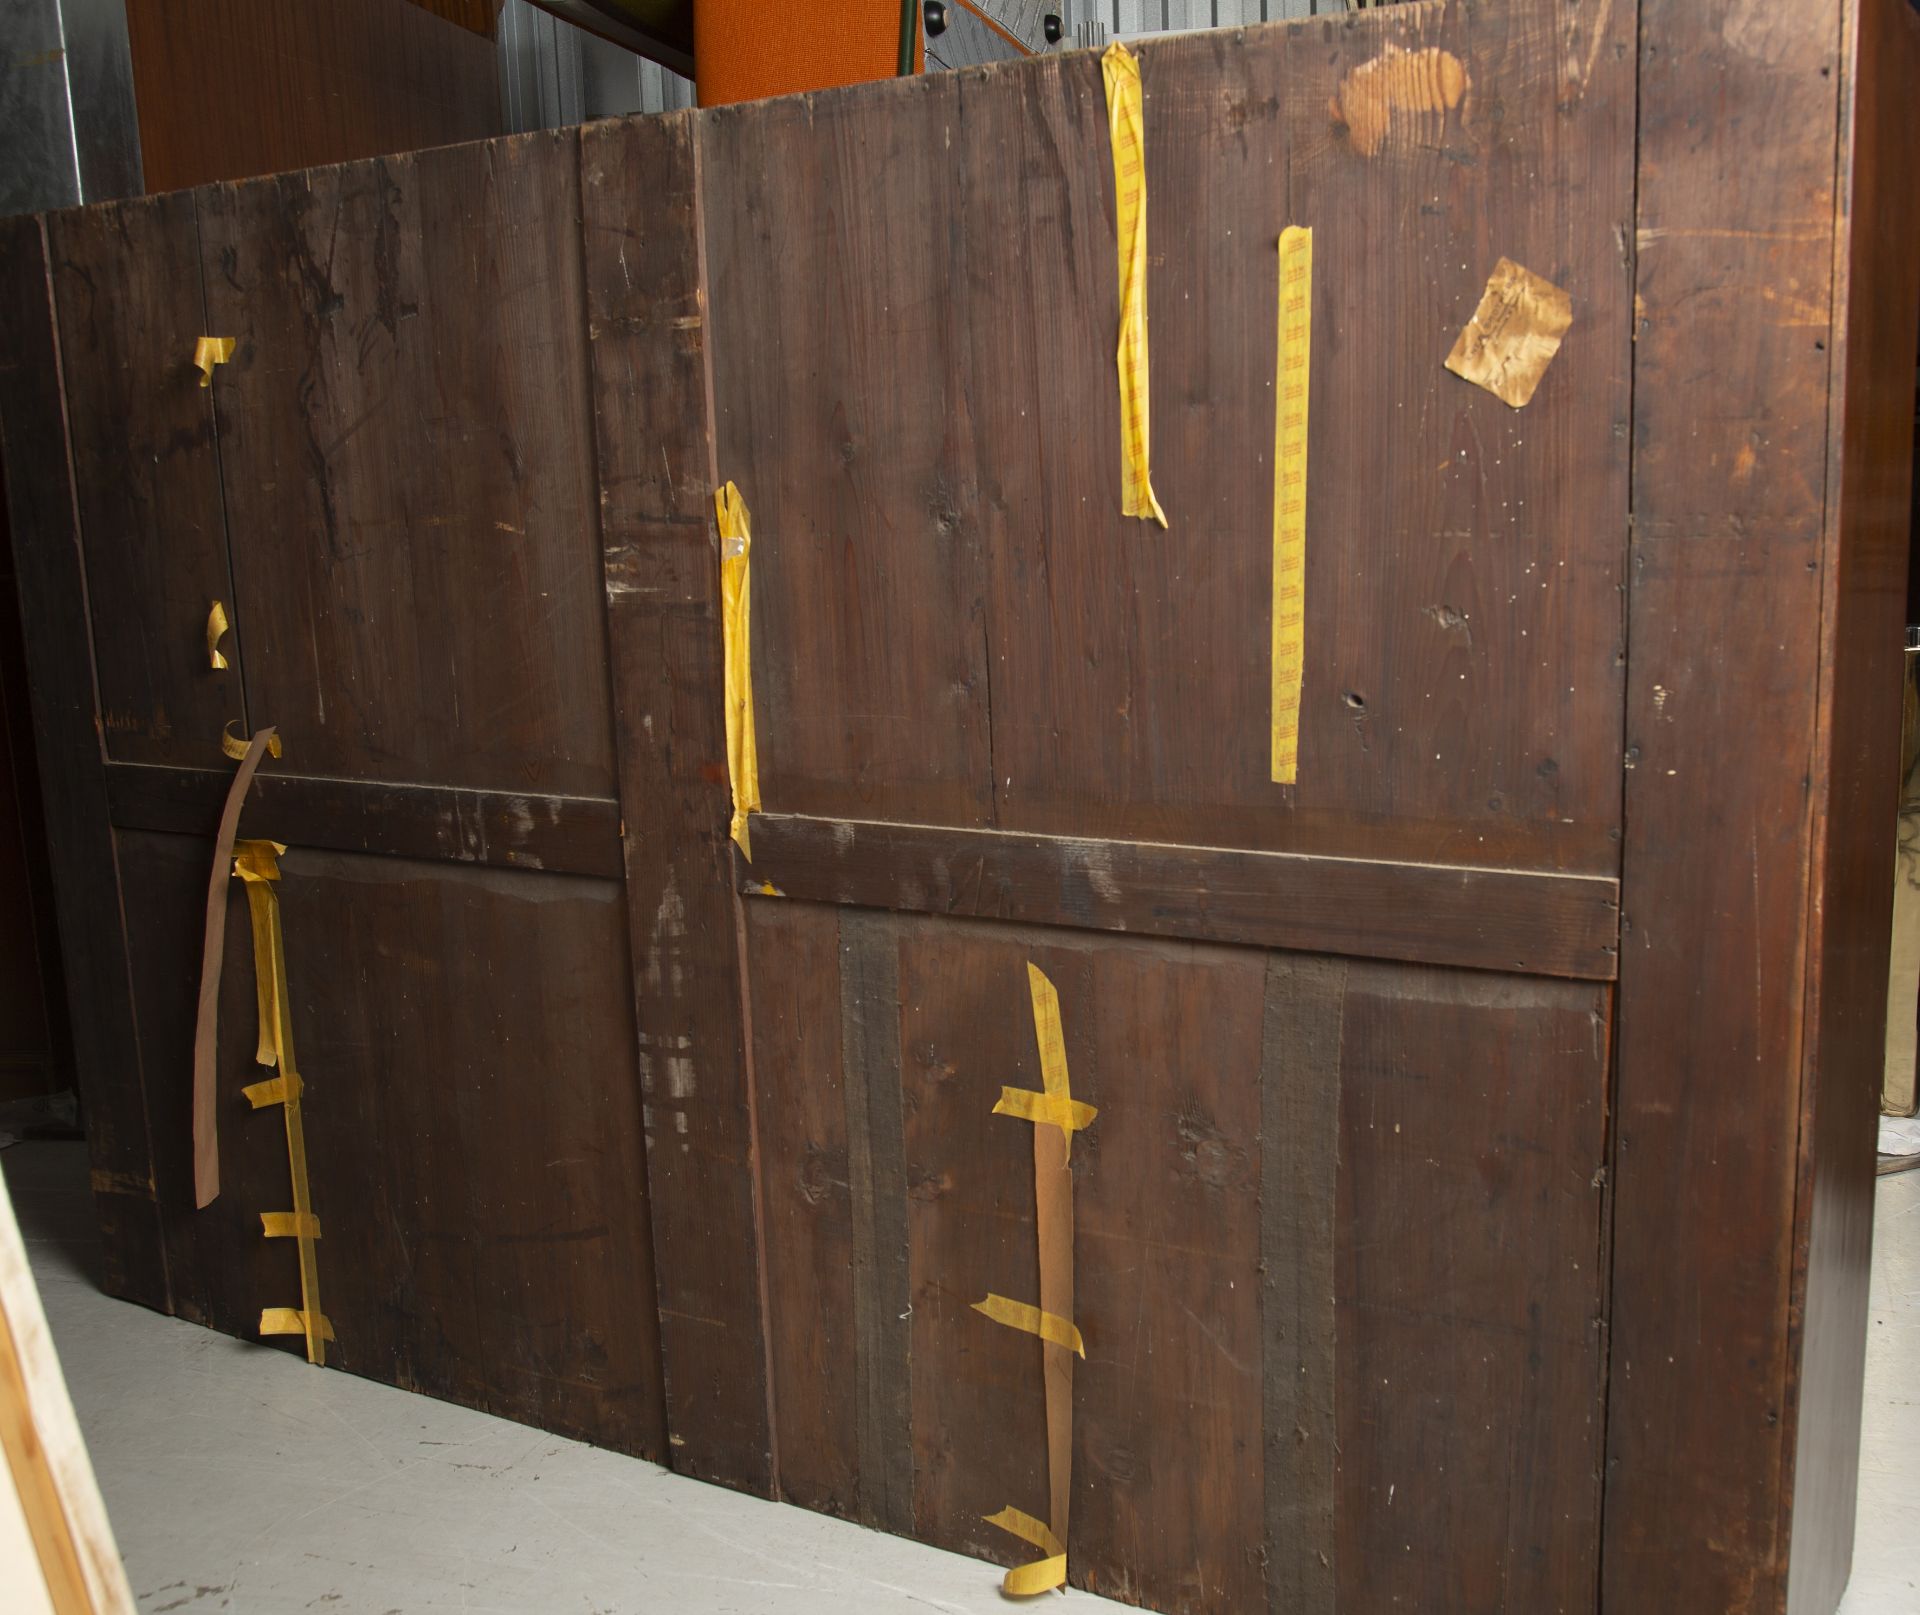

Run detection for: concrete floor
[[4, 1140, 1915, 1613]]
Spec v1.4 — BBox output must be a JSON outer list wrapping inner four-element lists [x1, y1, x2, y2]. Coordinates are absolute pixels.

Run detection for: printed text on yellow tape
[[1272, 226, 1312, 784]]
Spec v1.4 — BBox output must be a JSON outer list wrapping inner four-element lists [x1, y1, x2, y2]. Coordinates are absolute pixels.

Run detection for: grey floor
[[5, 1141, 1916, 1614]]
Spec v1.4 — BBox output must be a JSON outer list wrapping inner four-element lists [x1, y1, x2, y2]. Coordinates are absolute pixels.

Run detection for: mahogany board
[[0, 2, 1914, 1611]]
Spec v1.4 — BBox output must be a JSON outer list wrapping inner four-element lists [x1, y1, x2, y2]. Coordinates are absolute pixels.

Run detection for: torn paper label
[[1444, 258, 1573, 408]]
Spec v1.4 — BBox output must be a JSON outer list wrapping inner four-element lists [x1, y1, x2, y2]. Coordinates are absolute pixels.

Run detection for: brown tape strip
[[191, 725, 278, 1209], [979, 961, 1087, 1598]]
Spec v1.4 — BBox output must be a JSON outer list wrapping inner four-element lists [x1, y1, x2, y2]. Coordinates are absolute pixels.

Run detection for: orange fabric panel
[[695, 0, 918, 106]]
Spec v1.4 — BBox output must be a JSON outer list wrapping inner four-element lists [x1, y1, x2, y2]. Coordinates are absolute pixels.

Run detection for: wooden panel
[[197, 130, 615, 799], [700, 66, 995, 830], [1606, 0, 1845, 1607], [1335, 961, 1608, 1611], [117, 829, 669, 1457], [1787, 1, 1920, 1607], [47, 192, 239, 770], [896, 920, 1267, 1613], [700, 0, 1630, 872], [744, 899, 858, 1516], [745, 813, 1620, 980], [0, 215, 168, 1311], [583, 111, 773, 1492], [125, 0, 502, 194], [106, 762, 623, 879]]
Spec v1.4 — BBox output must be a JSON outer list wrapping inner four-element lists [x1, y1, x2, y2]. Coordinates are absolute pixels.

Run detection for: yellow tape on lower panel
[[991, 962, 1097, 1153], [1101, 42, 1167, 528], [207, 600, 230, 669], [260, 1307, 333, 1343], [242, 1073, 300, 1109], [260, 1211, 321, 1240], [985, 1506, 1068, 1597], [194, 336, 234, 387], [233, 839, 328, 1367], [992, 1086, 1097, 1137], [1271, 225, 1313, 784], [716, 482, 760, 861], [972, 1293, 1085, 1358]]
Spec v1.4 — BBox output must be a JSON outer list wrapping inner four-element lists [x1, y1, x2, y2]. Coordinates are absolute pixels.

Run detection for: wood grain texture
[[583, 110, 773, 1492], [0, 215, 168, 1312], [699, 69, 995, 831], [1786, 2, 1920, 1607], [893, 919, 1266, 1613], [840, 908, 914, 1535], [1606, 0, 1847, 1608], [744, 900, 858, 1516], [742, 813, 1620, 980], [106, 763, 623, 879], [196, 131, 616, 800], [1260, 953, 1344, 1615], [125, 0, 502, 194], [118, 830, 669, 1456], [47, 192, 240, 770], [1335, 960, 1609, 1612], [697, 2, 1630, 871]]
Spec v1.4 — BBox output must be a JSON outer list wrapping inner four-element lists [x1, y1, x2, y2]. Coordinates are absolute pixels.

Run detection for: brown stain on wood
[[1328, 44, 1470, 158]]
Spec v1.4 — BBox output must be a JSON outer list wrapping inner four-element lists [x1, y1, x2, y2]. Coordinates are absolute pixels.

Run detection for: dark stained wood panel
[[894, 919, 1265, 1613], [1786, 1, 1920, 1606], [744, 813, 1620, 980], [47, 192, 241, 769], [106, 761, 623, 879], [195, 130, 615, 800], [582, 110, 774, 1493], [117, 829, 669, 1457], [700, 1, 1630, 873], [744, 899, 859, 1516], [1605, 0, 1846, 1606], [125, 0, 503, 195], [1334, 961, 1608, 1613], [0, 215, 169, 1310], [700, 69, 996, 831]]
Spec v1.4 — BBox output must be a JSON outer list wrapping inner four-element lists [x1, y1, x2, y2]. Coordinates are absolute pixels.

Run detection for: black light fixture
[[924, 1, 948, 39], [1043, 12, 1064, 45]]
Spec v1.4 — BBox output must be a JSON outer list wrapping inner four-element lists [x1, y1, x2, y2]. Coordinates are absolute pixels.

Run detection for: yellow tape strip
[[232, 838, 328, 1367], [242, 1072, 301, 1109], [221, 720, 282, 762], [985, 1506, 1068, 1597], [972, 1293, 1085, 1358], [260, 1211, 322, 1239], [992, 1086, 1097, 1136], [207, 600, 230, 669], [990, 962, 1097, 1155], [1101, 42, 1167, 528], [717, 481, 760, 862], [1271, 225, 1313, 785], [193, 336, 234, 388], [259, 1307, 334, 1344]]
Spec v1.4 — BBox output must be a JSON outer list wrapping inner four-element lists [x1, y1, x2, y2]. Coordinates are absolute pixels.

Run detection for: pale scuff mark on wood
[[1328, 43, 1470, 159]]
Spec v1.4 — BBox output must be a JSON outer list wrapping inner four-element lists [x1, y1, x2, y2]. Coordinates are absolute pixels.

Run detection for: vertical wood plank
[[1259, 952, 1344, 1615], [747, 900, 859, 1514], [1337, 963, 1609, 1612], [840, 907, 914, 1534], [0, 215, 168, 1312], [1608, 0, 1847, 1608], [1786, 0, 1920, 1606], [47, 193, 240, 769], [581, 110, 773, 1492]]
